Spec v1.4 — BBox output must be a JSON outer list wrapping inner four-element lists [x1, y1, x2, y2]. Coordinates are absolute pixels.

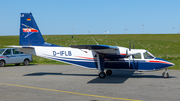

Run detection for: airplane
[[10, 12, 174, 78]]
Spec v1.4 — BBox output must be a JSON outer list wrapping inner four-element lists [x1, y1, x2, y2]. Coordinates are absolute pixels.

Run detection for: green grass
[[0, 34, 180, 70]]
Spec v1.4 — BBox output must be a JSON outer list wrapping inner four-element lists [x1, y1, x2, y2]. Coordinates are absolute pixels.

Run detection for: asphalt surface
[[0, 65, 180, 101]]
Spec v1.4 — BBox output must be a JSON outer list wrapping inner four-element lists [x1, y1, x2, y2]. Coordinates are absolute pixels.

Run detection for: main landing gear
[[162, 68, 169, 78], [98, 70, 113, 78], [96, 54, 113, 78], [99, 72, 106, 78], [106, 70, 112, 75]]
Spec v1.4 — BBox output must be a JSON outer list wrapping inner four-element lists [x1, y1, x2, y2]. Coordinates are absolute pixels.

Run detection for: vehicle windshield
[[0, 49, 5, 54], [143, 51, 154, 59]]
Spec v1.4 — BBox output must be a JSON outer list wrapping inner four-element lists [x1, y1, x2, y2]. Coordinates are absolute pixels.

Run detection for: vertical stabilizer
[[20, 13, 60, 47]]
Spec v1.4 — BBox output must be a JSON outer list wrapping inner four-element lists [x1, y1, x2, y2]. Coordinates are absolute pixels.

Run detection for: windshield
[[143, 51, 154, 59], [0, 49, 5, 54]]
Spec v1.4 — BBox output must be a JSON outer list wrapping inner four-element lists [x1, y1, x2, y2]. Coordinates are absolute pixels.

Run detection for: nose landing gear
[[162, 69, 169, 78]]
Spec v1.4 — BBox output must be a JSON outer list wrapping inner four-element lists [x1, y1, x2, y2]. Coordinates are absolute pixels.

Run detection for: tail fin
[[20, 13, 60, 47]]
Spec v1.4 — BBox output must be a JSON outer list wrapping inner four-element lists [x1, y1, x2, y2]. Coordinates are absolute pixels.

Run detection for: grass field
[[0, 34, 180, 70]]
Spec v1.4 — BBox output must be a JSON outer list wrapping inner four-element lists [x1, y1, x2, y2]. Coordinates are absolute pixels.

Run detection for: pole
[[142, 25, 144, 34]]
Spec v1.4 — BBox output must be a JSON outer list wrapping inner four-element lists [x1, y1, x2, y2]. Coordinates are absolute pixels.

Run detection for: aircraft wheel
[[99, 72, 106, 78], [162, 72, 169, 78], [106, 70, 112, 75]]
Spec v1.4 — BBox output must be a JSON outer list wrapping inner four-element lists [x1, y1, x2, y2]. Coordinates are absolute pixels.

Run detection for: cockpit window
[[133, 53, 141, 59], [143, 52, 154, 59]]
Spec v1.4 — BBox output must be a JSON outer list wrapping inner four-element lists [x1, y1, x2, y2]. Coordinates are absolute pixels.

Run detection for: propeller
[[128, 40, 135, 68], [128, 40, 131, 68]]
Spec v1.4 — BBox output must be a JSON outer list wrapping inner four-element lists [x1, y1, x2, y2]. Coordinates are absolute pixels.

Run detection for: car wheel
[[0, 60, 5, 67], [23, 59, 29, 66], [15, 63, 20, 66]]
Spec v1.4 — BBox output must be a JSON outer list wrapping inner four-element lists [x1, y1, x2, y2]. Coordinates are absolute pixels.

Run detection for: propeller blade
[[129, 56, 131, 68], [126, 50, 128, 56]]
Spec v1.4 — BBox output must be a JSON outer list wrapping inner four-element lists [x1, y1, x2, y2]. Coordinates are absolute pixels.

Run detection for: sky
[[0, 0, 180, 36]]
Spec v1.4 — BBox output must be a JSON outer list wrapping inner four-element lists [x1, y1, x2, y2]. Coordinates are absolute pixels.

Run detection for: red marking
[[27, 18, 31, 21], [146, 60, 172, 64], [75, 56, 95, 60], [23, 28, 38, 32], [120, 53, 127, 55], [0, 56, 4, 58]]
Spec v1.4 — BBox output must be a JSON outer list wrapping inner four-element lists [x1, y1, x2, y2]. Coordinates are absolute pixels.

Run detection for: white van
[[0, 48, 33, 67]]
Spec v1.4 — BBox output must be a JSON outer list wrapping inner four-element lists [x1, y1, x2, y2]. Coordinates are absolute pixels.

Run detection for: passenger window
[[3, 49, 11, 55], [13, 49, 24, 54], [133, 53, 141, 59], [13, 49, 19, 54]]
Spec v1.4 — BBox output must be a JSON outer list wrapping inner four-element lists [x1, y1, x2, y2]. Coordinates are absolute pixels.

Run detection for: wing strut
[[97, 54, 106, 78]]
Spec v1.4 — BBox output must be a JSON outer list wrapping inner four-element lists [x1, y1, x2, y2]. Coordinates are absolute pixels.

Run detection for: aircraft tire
[[99, 72, 106, 78], [162, 72, 169, 78], [106, 70, 112, 75]]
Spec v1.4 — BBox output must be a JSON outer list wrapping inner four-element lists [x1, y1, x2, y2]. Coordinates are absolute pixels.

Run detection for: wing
[[70, 45, 128, 58], [70, 44, 118, 49]]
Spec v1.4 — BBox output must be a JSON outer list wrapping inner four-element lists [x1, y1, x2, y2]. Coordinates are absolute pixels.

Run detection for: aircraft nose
[[155, 58, 175, 67], [166, 62, 174, 66], [162, 60, 174, 66], [164, 59, 174, 66], [169, 62, 175, 66]]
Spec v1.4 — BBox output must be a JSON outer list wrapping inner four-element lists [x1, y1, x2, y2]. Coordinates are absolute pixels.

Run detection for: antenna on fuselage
[[92, 37, 99, 45]]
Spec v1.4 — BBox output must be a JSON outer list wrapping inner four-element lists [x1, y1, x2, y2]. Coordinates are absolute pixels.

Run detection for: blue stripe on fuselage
[[41, 54, 173, 71], [44, 55, 97, 69]]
